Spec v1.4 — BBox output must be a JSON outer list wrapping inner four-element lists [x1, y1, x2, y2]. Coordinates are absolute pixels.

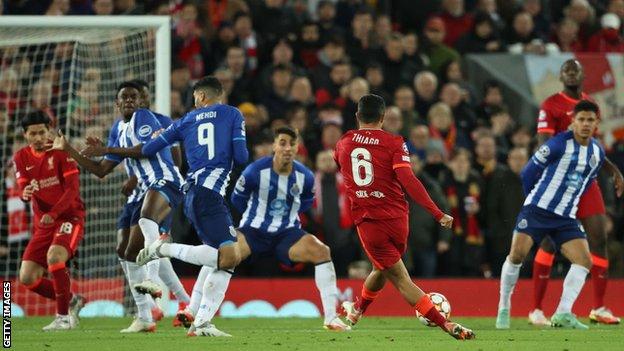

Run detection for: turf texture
[[11, 317, 622, 351]]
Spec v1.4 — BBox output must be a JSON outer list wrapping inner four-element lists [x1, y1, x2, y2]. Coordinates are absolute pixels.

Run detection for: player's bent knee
[[19, 272, 37, 287], [312, 243, 331, 263], [508, 252, 525, 265], [218, 251, 240, 270]]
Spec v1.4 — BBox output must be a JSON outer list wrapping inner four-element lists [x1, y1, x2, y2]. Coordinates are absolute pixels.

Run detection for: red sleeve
[[537, 101, 556, 135], [391, 138, 411, 170], [12, 153, 29, 193], [47, 153, 80, 218], [395, 166, 444, 221]]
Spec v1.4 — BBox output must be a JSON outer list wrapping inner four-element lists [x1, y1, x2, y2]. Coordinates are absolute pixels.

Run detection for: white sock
[[193, 269, 232, 327], [118, 258, 128, 276], [189, 266, 211, 314], [498, 257, 522, 311], [139, 218, 161, 280], [160, 243, 218, 267], [314, 261, 339, 324], [556, 264, 589, 314], [158, 258, 190, 303], [126, 262, 153, 322]]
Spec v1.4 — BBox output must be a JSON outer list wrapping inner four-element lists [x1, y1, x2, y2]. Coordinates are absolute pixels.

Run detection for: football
[[416, 292, 451, 327]]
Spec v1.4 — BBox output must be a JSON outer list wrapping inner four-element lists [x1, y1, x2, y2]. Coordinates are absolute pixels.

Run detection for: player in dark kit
[[334, 94, 475, 340], [14, 111, 86, 330], [529, 59, 624, 326]]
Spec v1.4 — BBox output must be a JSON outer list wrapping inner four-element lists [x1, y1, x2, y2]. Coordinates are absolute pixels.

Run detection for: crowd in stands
[[2, 0, 624, 279]]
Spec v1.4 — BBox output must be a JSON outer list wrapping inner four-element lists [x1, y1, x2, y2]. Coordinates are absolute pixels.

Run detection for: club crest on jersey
[[290, 183, 301, 196], [48, 157, 54, 170], [138, 125, 153, 138], [518, 219, 528, 230], [535, 145, 550, 163], [589, 154, 598, 168]]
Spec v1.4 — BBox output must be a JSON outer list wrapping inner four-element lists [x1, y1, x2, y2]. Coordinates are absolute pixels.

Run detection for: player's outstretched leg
[[551, 238, 592, 330], [157, 257, 191, 326], [529, 241, 555, 326], [383, 260, 474, 340], [43, 245, 74, 331], [174, 266, 210, 328], [188, 267, 233, 337], [497, 231, 533, 330], [583, 214, 620, 324], [342, 269, 385, 326]]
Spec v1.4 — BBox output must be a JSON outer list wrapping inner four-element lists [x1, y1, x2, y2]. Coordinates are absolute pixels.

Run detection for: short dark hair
[[193, 76, 223, 97], [574, 100, 599, 115], [116, 81, 141, 97], [21, 110, 51, 130], [274, 125, 298, 141], [131, 79, 149, 90], [357, 94, 386, 123]]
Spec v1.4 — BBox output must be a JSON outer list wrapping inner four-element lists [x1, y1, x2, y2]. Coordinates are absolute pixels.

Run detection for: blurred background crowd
[[2, 0, 624, 280]]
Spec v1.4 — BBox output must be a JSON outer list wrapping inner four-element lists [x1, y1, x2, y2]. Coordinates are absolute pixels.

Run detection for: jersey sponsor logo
[[138, 125, 153, 138], [235, 176, 246, 192], [589, 154, 598, 168], [517, 218, 528, 230], [565, 171, 583, 190], [356, 190, 369, 198], [535, 145, 550, 163], [290, 183, 301, 196], [269, 199, 287, 216], [370, 191, 385, 198], [25, 166, 34, 171], [39, 176, 60, 189]]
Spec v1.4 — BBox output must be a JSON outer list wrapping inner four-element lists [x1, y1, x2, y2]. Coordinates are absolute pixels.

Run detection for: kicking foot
[[589, 307, 620, 325], [151, 306, 164, 322], [173, 308, 194, 328], [136, 237, 166, 266], [120, 318, 156, 333], [133, 279, 163, 299], [496, 308, 510, 329], [444, 321, 475, 340], [187, 322, 231, 337], [68, 294, 86, 327], [42, 315, 73, 331], [341, 301, 363, 326], [551, 312, 589, 329], [324, 317, 351, 331], [528, 309, 551, 326]]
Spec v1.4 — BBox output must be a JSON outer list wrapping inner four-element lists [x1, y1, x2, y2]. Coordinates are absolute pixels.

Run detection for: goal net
[[0, 16, 170, 317]]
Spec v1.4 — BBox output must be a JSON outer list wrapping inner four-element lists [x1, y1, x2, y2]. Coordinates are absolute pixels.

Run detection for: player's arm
[[299, 170, 315, 213], [231, 109, 249, 166], [12, 155, 36, 201], [171, 145, 183, 169], [43, 157, 81, 223], [142, 118, 184, 157], [536, 105, 555, 146], [47, 130, 118, 179], [603, 157, 624, 197], [230, 165, 258, 213], [521, 137, 564, 194]]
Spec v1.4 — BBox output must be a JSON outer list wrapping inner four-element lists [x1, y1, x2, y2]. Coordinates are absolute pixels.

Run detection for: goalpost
[[0, 16, 170, 317]]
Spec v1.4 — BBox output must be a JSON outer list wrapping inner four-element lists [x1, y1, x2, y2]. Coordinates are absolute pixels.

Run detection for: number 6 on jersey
[[351, 147, 373, 186], [198, 122, 215, 160]]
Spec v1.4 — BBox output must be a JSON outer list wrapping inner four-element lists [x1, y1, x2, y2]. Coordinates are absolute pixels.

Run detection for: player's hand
[[21, 181, 39, 201], [40, 214, 55, 227], [121, 176, 138, 196], [613, 172, 624, 198], [437, 240, 450, 253], [439, 214, 453, 229], [46, 130, 68, 151], [81, 136, 107, 157]]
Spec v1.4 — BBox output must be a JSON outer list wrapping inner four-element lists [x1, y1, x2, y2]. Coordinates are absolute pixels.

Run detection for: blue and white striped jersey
[[145, 103, 248, 196], [105, 109, 183, 188], [107, 118, 144, 203], [523, 131, 604, 218], [231, 156, 315, 233]]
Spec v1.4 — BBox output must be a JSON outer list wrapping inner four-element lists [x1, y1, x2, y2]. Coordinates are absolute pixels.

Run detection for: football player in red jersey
[[529, 59, 624, 326], [13, 111, 86, 330], [335, 94, 474, 340]]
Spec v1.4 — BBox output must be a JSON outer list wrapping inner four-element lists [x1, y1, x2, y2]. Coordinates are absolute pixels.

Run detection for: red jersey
[[537, 91, 592, 135], [334, 129, 414, 223], [13, 146, 84, 221]]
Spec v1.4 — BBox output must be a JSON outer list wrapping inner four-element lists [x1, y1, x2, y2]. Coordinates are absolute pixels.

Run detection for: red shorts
[[577, 181, 606, 219], [356, 216, 408, 270], [22, 216, 84, 268]]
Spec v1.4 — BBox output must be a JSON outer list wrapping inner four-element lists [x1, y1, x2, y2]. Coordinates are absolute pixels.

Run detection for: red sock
[[415, 294, 447, 329], [24, 277, 56, 300], [355, 286, 379, 314], [532, 248, 554, 310], [591, 254, 608, 309], [49, 262, 72, 315]]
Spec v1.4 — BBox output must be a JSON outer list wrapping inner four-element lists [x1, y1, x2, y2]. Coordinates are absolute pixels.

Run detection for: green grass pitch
[[11, 317, 623, 351]]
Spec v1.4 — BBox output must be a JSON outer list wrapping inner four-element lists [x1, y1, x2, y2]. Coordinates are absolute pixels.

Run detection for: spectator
[[441, 60, 477, 104], [297, 20, 323, 69], [364, 62, 391, 102], [314, 60, 351, 108], [222, 46, 252, 105], [609, 0, 624, 35], [261, 64, 293, 122], [173, 3, 210, 79], [424, 139, 450, 183], [233, 12, 261, 72], [456, 11, 505, 54], [252, 0, 299, 45], [489, 105, 514, 160], [586, 13, 624, 52], [408, 125, 431, 161], [439, 148, 484, 277], [346, 8, 377, 70], [171, 60, 194, 109], [564, 0, 599, 45], [414, 70, 439, 118], [475, 0, 506, 30], [407, 155, 452, 277], [394, 85, 422, 137], [45, 0, 69, 16], [373, 14, 393, 47], [382, 105, 404, 136], [259, 38, 305, 90], [316, 0, 344, 42], [114, 0, 143, 15], [523, 0, 551, 39], [428, 102, 465, 155], [213, 67, 235, 104], [320, 121, 342, 151], [207, 21, 238, 73], [439, 82, 478, 140], [92, 0, 113, 15], [510, 125, 533, 152], [312, 36, 347, 90], [551, 18, 584, 52], [506, 11, 551, 54], [485, 147, 527, 277], [342, 77, 369, 131], [288, 76, 316, 112], [401, 32, 427, 70], [286, 104, 315, 163], [439, 0, 474, 46], [476, 80, 505, 124], [421, 16, 461, 77], [313, 150, 356, 277], [378, 32, 422, 93]]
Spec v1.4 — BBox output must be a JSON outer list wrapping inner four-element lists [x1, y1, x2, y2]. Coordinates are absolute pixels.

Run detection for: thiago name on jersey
[[351, 133, 380, 145]]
